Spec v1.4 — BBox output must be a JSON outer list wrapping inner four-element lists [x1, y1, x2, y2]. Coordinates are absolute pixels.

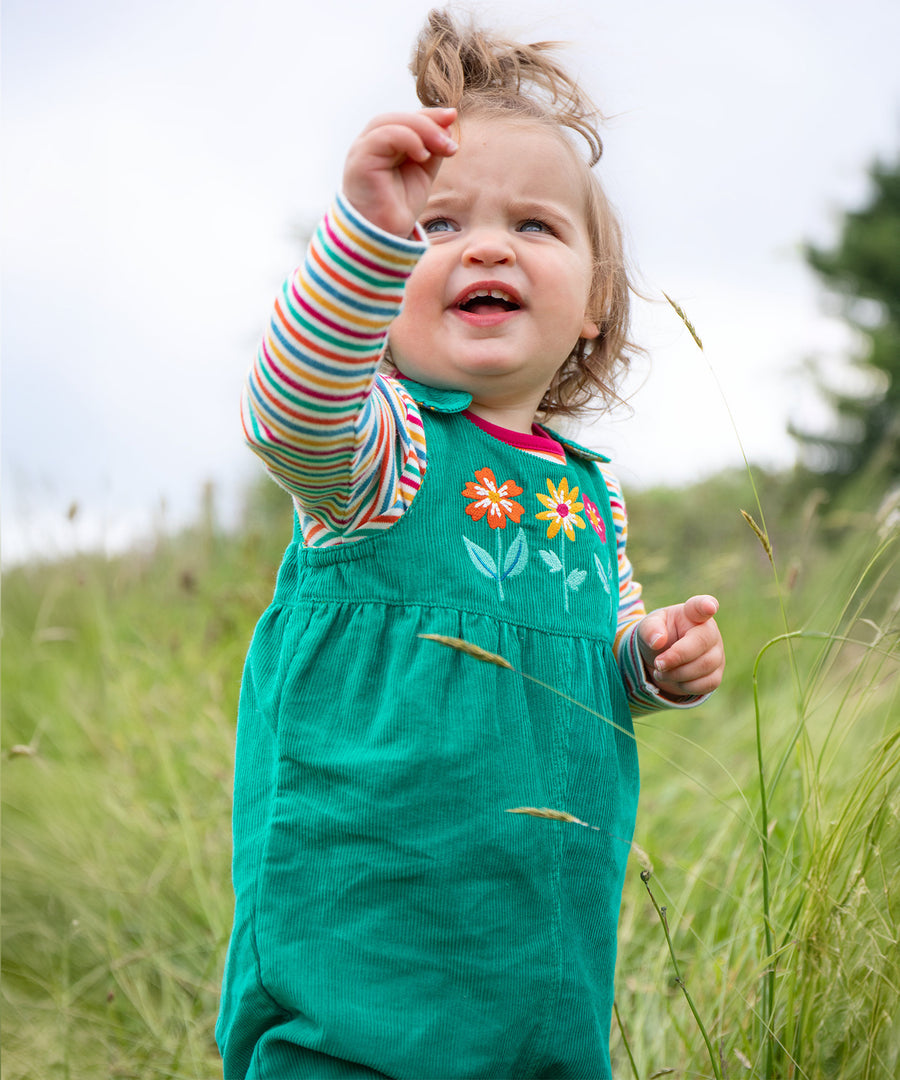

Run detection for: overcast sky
[[3, 0, 899, 561]]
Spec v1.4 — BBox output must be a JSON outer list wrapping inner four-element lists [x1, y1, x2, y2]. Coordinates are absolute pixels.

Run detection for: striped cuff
[[618, 622, 710, 714], [334, 191, 430, 262]]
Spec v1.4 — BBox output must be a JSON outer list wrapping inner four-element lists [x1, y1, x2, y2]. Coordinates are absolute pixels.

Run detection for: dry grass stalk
[[506, 806, 587, 824], [508, 809, 655, 872], [418, 634, 513, 669], [662, 292, 704, 351]]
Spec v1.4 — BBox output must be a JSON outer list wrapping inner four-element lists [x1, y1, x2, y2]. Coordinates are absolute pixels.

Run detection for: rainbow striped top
[[242, 192, 691, 711]]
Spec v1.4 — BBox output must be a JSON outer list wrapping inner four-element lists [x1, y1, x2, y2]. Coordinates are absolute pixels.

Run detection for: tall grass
[[614, 469, 900, 1078], [2, 471, 898, 1078], [2, 498, 292, 1079]]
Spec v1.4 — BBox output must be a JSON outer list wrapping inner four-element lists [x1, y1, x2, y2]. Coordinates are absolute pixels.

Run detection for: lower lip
[[450, 307, 521, 327]]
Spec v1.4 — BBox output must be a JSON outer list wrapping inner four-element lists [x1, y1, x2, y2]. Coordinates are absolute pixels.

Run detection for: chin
[[455, 352, 527, 376], [394, 365, 458, 390]]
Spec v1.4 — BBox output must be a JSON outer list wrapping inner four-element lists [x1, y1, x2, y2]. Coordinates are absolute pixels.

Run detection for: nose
[[462, 229, 516, 267]]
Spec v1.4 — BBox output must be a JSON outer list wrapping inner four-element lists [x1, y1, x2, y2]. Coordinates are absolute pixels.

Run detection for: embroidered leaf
[[593, 552, 610, 594], [566, 569, 587, 591], [501, 528, 529, 580], [462, 535, 499, 579], [539, 549, 563, 573]]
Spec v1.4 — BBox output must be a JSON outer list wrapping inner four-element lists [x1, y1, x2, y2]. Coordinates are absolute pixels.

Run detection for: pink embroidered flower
[[583, 495, 606, 541], [462, 468, 524, 530], [535, 477, 586, 540]]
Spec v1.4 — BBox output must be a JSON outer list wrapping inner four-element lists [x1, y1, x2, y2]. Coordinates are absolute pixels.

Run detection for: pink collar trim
[[463, 410, 566, 458]]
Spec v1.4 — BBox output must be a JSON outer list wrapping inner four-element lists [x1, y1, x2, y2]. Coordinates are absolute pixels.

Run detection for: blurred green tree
[[790, 155, 900, 484]]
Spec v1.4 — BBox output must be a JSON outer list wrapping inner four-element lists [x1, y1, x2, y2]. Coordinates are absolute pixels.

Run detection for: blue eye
[[422, 218, 457, 234], [519, 219, 552, 234]]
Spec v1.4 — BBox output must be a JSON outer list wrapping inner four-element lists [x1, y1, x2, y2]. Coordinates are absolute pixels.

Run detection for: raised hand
[[342, 108, 458, 237], [637, 594, 725, 699]]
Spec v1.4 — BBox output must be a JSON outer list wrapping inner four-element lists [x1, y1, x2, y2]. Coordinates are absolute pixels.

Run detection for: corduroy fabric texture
[[217, 392, 640, 1079]]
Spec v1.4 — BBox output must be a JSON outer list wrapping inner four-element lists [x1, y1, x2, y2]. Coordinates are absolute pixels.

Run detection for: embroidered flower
[[535, 477, 586, 541], [462, 468, 524, 530], [583, 495, 606, 541]]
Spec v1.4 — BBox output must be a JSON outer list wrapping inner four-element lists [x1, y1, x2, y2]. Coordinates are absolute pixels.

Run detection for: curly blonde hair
[[407, 8, 637, 420]]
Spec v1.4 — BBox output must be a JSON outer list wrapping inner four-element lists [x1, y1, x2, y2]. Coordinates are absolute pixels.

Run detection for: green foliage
[[793, 155, 900, 482], [1, 502, 290, 1079], [615, 467, 900, 1078], [1, 471, 898, 1079]]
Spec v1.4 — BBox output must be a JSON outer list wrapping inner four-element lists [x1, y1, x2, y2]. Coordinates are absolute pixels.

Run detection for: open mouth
[[455, 288, 521, 315]]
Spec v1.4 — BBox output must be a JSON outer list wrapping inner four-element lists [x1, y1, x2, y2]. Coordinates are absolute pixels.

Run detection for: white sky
[[3, 0, 899, 561]]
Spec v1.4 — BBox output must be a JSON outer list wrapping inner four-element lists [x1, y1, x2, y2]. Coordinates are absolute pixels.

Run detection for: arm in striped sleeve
[[600, 465, 709, 714], [241, 193, 428, 538]]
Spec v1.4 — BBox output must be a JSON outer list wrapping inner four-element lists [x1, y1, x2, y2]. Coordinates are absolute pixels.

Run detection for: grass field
[[2, 467, 898, 1079]]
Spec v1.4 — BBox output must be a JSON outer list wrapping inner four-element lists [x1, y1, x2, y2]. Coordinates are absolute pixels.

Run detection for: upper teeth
[[462, 288, 516, 304]]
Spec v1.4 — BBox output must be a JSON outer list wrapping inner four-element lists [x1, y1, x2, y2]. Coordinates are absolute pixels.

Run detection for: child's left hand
[[637, 595, 725, 699]]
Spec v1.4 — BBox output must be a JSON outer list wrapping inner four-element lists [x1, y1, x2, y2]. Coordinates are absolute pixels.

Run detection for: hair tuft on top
[[411, 8, 604, 165]]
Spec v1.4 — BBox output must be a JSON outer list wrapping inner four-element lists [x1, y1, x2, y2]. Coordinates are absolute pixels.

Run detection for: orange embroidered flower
[[583, 495, 606, 541], [462, 468, 524, 529], [535, 477, 586, 540]]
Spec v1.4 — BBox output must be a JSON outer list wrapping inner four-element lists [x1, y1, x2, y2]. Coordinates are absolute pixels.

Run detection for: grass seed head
[[418, 634, 513, 668], [663, 292, 703, 351], [740, 508, 774, 561], [506, 806, 586, 824]]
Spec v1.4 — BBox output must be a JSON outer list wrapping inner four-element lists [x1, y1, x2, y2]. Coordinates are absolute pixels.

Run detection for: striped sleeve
[[598, 464, 707, 714], [241, 193, 428, 544]]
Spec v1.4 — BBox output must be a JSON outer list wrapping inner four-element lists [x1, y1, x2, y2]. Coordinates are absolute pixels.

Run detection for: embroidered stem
[[561, 539, 568, 613], [496, 530, 504, 601]]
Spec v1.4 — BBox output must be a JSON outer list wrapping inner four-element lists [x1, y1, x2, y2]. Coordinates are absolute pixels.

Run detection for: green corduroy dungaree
[[217, 384, 640, 1079]]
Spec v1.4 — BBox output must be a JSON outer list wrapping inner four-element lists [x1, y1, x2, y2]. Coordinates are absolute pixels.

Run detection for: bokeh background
[[4, 0, 900, 561]]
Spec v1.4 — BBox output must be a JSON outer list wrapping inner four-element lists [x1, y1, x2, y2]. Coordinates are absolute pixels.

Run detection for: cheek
[[386, 309, 415, 367], [548, 262, 594, 323], [391, 257, 449, 357], [389, 280, 426, 352], [386, 278, 437, 368], [570, 257, 598, 320], [403, 249, 445, 305]]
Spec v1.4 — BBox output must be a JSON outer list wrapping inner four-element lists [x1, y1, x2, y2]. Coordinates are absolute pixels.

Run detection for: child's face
[[388, 117, 599, 415]]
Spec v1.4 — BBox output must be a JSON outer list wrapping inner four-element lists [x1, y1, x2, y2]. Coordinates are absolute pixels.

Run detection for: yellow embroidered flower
[[462, 468, 524, 529], [535, 477, 586, 540]]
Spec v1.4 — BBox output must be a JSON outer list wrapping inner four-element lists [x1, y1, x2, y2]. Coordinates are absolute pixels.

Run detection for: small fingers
[[359, 107, 458, 134], [654, 614, 722, 671], [653, 641, 725, 697], [656, 650, 723, 684], [359, 109, 458, 160], [656, 670, 722, 698], [343, 109, 459, 234], [640, 595, 724, 698]]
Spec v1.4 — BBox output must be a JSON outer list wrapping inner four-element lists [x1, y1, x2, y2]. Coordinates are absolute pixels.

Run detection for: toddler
[[217, 10, 725, 1079]]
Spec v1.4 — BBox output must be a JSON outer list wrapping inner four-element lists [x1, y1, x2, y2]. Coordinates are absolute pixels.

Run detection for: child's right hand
[[342, 108, 458, 238]]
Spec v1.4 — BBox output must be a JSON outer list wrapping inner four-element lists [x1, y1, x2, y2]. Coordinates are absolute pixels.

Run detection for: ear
[[580, 316, 600, 340]]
